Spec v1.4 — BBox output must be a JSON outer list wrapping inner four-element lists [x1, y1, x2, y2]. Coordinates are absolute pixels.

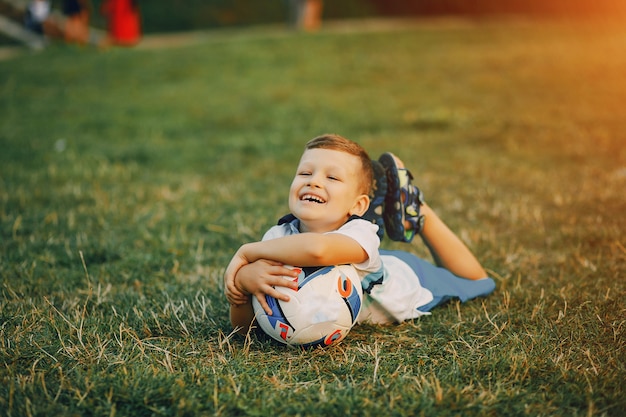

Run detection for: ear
[[349, 194, 370, 217]]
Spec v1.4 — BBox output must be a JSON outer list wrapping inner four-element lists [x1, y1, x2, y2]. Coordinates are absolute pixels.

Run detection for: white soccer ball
[[252, 265, 363, 348]]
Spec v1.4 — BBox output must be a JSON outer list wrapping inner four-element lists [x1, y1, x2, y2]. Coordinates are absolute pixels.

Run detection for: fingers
[[225, 283, 245, 302], [226, 280, 240, 297], [225, 273, 248, 306], [255, 293, 273, 315], [255, 289, 290, 315], [259, 274, 298, 294], [226, 277, 294, 308], [266, 284, 292, 301], [268, 266, 300, 289], [225, 260, 301, 314], [226, 291, 248, 306], [253, 280, 298, 314]]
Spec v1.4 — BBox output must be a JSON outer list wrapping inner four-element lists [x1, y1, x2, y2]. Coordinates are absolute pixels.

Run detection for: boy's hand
[[232, 260, 299, 314], [224, 248, 255, 305]]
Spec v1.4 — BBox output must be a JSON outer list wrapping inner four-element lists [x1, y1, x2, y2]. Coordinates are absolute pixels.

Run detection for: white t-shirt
[[262, 216, 433, 324]]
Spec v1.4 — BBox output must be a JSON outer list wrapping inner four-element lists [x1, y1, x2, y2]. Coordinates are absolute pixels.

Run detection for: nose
[[306, 172, 323, 188]]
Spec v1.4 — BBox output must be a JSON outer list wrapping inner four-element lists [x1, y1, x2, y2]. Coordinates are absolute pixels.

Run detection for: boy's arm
[[230, 259, 303, 333], [224, 232, 368, 307], [227, 233, 368, 334], [230, 258, 299, 309], [230, 261, 283, 335], [230, 260, 290, 334], [244, 232, 368, 266]]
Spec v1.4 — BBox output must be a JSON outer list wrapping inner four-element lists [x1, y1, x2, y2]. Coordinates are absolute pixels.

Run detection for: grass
[[1, 17, 625, 416]]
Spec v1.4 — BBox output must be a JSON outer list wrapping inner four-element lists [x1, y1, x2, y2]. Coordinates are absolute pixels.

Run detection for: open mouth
[[300, 193, 326, 204]]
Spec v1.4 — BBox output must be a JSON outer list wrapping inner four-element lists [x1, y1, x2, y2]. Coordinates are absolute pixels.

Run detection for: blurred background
[[2, 0, 626, 50]]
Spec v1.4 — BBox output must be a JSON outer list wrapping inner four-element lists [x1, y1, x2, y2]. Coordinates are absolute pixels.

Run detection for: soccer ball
[[252, 265, 363, 348]]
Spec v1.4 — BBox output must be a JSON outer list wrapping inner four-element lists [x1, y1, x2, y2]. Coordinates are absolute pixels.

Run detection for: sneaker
[[362, 159, 387, 240], [379, 152, 425, 242]]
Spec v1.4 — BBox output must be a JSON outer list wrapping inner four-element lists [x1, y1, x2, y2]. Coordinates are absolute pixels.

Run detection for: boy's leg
[[380, 153, 487, 280], [418, 204, 487, 280], [362, 160, 387, 241], [381, 250, 495, 311], [379, 153, 425, 242]]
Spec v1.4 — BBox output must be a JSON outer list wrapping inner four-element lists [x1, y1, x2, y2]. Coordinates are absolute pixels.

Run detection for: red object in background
[[101, 0, 141, 45]]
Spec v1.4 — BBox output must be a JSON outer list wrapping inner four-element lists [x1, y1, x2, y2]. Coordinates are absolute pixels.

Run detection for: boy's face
[[289, 148, 369, 233]]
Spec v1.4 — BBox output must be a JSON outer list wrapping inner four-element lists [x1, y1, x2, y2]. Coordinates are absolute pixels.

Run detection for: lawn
[[1, 17, 625, 416]]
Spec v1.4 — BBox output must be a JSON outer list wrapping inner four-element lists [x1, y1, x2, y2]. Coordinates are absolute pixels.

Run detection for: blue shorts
[[380, 250, 496, 312]]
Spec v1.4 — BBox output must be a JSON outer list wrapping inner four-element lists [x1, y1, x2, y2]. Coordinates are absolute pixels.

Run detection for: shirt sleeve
[[327, 219, 381, 273], [262, 225, 288, 241]]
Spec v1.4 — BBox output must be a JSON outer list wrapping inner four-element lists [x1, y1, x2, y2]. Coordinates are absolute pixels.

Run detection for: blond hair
[[305, 134, 373, 196]]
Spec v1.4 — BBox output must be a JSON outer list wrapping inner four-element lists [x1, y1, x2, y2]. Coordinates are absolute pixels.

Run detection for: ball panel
[[336, 265, 362, 324], [251, 265, 363, 347], [296, 266, 335, 290], [252, 296, 294, 343], [299, 328, 346, 349]]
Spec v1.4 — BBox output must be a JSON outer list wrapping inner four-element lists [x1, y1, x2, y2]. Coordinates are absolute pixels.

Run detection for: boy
[[224, 134, 495, 332]]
